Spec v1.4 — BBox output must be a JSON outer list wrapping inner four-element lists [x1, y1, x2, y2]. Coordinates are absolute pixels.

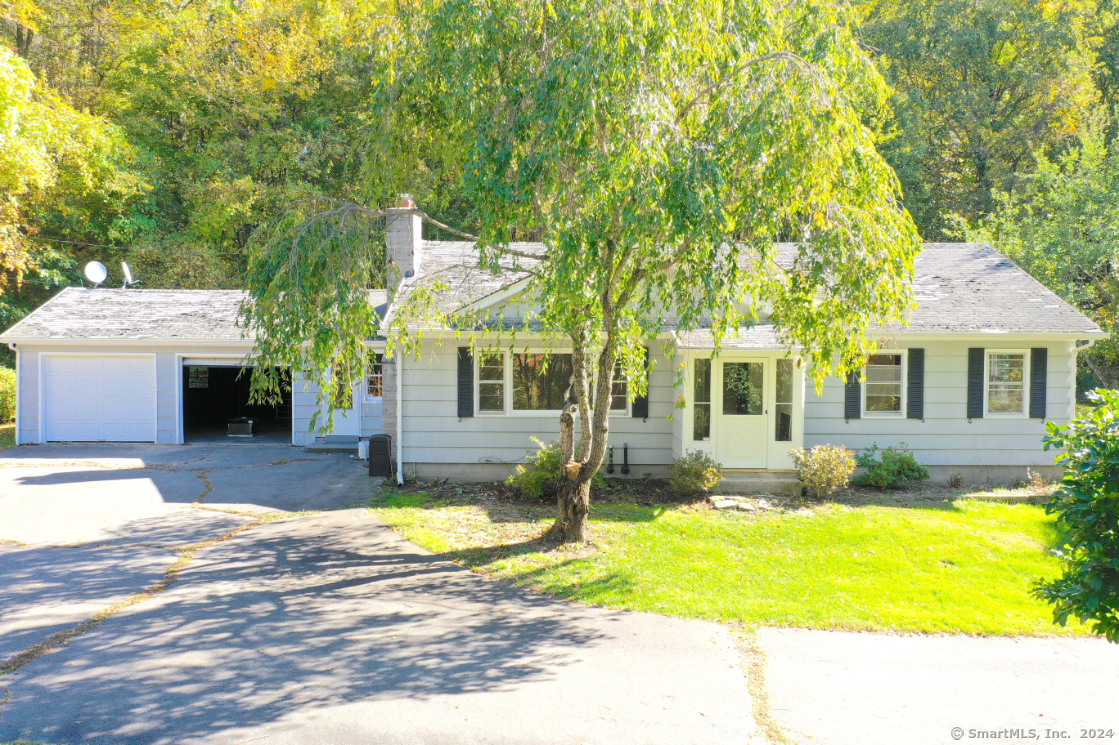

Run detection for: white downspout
[[396, 354, 404, 485], [8, 343, 19, 446]]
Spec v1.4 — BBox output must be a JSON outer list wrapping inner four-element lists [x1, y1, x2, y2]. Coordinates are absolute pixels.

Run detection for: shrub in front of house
[[507, 437, 605, 501], [852, 443, 929, 490], [0, 366, 15, 423], [1033, 389, 1119, 642], [791, 444, 856, 500], [669, 450, 723, 495]]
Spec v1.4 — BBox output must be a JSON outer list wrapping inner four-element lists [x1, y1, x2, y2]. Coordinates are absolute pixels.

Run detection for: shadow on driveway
[[0, 510, 754, 745]]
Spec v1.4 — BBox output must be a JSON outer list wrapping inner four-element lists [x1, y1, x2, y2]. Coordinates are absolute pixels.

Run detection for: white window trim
[[862, 350, 907, 418], [984, 349, 1030, 418], [473, 349, 631, 417]]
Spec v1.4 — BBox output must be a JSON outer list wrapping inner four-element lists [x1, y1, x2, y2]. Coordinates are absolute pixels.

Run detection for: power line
[[28, 236, 246, 256]]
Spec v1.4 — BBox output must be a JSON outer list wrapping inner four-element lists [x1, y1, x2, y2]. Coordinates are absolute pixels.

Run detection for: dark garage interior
[[183, 365, 292, 442]]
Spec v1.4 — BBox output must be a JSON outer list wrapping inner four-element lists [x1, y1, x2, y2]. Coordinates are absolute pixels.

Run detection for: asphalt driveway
[[0, 443, 757, 744]]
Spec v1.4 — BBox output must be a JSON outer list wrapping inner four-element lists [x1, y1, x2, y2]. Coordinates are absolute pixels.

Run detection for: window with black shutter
[[1030, 348, 1047, 419], [632, 347, 649, 420], [844, 369, 861, 421], [907, 348, 925, 420], [967, 348, 984, 420], [457, 347, 473, 418]]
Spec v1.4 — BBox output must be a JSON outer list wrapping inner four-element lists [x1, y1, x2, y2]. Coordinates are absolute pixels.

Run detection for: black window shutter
[[632, 347, 649, 420], [457, 347, 473, 418], [844, 370, 861, 420], [967, 348, 984, 420], [1030, 348, 1047, 419], [907, 348, 925, 420]]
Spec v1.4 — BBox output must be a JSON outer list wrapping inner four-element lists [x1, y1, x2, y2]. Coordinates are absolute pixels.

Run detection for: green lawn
[[0, 422, 14, 450], [370, 492, 1084, 637]]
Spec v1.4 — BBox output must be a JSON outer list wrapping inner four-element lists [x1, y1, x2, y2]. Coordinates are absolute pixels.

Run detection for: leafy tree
[[1035, 389, 1119, 642], [859, 0, 1098, 238], [243, 0, 921, 543], [0, 46, 133, 328], [957, 111, 1119, 387]]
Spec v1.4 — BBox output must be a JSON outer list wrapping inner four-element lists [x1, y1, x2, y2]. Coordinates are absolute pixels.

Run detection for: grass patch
[[370, 484, 1083, 637], [0, 422, 14, 450]]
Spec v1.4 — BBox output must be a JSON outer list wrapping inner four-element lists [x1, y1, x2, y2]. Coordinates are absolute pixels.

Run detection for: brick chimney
[[386, 195, 422, 292]]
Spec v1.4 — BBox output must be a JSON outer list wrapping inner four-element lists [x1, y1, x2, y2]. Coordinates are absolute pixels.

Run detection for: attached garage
[[42, 354, 157, 442], [1, 287, 387, 447]]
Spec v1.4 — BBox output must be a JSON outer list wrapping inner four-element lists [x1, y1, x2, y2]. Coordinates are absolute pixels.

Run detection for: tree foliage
[[860, 0, 1099, 238], [958, 112, 1119, 386], [1035, 389, 1119, 642], [242, 0, 922, 542]]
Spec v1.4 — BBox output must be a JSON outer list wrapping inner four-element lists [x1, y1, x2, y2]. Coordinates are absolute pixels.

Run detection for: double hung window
[[365, 353, 384, 402], [864, 354, 903, 416], [987, 352, 1026, 415]]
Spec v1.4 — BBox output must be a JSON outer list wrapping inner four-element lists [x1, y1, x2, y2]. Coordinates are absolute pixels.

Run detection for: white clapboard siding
[[804, 340, 1076, 467], [400, 340, 676, 466]]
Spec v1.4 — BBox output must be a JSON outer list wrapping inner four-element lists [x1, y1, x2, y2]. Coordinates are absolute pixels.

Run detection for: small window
[[864, 354, 903, 415], [478, 353, 505, 412], [723, 362, 763, 416], [775, 358, 793, 442], [610, 361, 628, 411], [365, 353, 383, 402], [512, 353, 573, 411], [693, 358, 711, 440], [988, 353, 1026, 415]]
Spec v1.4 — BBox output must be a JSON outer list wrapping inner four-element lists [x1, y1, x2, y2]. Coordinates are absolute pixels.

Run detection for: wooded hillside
[[2, 0, 1117, 380]]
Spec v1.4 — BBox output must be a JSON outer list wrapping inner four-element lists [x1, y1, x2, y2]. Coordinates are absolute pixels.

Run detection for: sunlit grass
[[370, 492, 1083, 636], [0, 422, 14, 450]]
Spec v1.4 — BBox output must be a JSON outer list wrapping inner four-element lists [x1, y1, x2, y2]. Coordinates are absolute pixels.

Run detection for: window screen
[[478, 353, 505, 412], [693, 358, 711, 440], [723, 362, 763, 416], [988, 353, 1025, 413], [865, 354, 902, 414], [775, 359, 793, 441]]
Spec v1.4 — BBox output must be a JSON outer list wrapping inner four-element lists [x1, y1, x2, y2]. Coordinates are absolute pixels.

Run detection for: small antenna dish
[[121, 261, 138, 288], [84, 261, 108, 287]]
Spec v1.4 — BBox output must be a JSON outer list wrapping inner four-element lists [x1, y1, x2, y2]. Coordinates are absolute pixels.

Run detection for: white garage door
[[43, 355, 157, 442]]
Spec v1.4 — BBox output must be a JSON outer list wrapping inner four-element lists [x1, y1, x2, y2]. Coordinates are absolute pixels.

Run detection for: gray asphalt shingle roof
[[0, 288, 390, 341], [1, 242, 1101, 343], [433, 240, 1102, 337]]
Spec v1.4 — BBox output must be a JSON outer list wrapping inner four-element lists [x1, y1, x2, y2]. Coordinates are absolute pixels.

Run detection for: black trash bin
[[369, 434, 393, 477]]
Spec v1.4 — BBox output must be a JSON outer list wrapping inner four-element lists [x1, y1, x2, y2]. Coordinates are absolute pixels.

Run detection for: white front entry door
[[43, 355, 157, 442], [715, 359, 768, 468], [324, 371, 361, 437]]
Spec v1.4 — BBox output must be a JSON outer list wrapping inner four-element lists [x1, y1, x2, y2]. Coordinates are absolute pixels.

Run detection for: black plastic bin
[[368, 434, 393, 477]]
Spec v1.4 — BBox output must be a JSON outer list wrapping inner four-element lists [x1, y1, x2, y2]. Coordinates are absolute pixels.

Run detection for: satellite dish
[[84, 261, 108, 287], [122, 261, 138, 288]]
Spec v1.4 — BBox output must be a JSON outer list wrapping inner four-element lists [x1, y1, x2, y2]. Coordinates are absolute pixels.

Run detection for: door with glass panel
[[715, 360, 768, 468]]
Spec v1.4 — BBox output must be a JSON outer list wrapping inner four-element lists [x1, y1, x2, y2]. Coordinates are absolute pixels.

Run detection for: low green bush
[[0, 366, 15, 423], [1033, 389, 1119, 642], [669, 449, 723, 495], [791, 444, 856, 500], [507, 437, 604, 501], [852, 443, 929, 490]]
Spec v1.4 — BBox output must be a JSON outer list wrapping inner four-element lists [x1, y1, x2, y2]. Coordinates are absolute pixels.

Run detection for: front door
[[325, 368, 361, 437], [715, 360, 768, 468]]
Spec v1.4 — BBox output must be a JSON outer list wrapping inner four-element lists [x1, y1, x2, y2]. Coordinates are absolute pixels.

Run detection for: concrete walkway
[[759, 627, 1119, 745], [0, 444, 757, 744]]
